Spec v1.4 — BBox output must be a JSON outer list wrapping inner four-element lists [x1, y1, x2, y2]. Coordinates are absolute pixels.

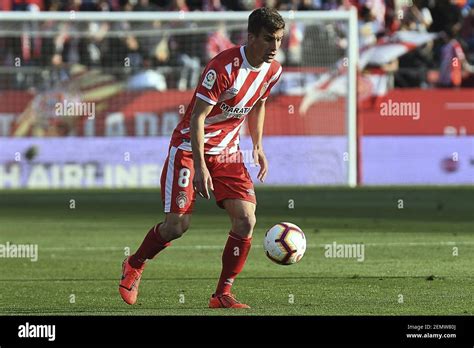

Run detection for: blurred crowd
[[0, 0, 473, 90]]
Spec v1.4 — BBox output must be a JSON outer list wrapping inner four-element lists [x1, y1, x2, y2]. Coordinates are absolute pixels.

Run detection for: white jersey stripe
[[255, 66, 282, 103], [178, 142, 192, 151], [206, 119, 244, 155], [164, 146, 178, 212], [231, 66, 252, 96], [204, 129, 223, 140], [234, 62, 272, 108], [180, 126, 222, 137], [269, 66, 282, 83], [180, 113, 228, 134], [204, 113, 228, 126], [225, 63, 232, 77], [178, 129, 222, 151]]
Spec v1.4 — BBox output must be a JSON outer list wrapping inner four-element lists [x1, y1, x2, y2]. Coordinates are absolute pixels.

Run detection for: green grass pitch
[[0, 187, 473, 316]]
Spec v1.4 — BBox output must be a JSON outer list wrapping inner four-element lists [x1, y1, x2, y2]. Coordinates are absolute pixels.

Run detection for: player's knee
[[161, 221, 188, 241], [165, 225, 186, 240], [180, 219, 190, 234], [232, 214, 256, 236]]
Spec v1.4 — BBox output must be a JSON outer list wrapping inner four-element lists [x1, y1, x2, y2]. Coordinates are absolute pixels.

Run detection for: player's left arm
[[248, 99, 268, 183]]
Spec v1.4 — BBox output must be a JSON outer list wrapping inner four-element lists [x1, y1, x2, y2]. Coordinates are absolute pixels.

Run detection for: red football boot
[[209, 293, 250, 309], [119, 257, 145, 305]]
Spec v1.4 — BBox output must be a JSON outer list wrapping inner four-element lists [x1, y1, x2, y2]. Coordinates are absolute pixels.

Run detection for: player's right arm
[[190, 52, 231, 199], [190, 98, 215, 199]]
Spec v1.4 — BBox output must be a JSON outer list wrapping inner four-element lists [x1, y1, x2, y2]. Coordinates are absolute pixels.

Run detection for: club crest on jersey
[[202, 69, 217, 90], [220, 103, 251, 119], [176, 191, 188, 209], [259, 82, 270, 97]]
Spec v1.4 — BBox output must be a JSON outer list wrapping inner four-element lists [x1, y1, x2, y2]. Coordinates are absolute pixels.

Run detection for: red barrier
[[361, 89, 474, 135], [0, 89, 472, 136]]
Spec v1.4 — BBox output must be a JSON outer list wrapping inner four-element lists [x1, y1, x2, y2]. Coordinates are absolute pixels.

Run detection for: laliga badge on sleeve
[[202, 69, 217, 90]]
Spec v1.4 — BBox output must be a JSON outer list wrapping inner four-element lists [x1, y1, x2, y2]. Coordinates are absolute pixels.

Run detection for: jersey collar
[[240, 45, 269, 72]]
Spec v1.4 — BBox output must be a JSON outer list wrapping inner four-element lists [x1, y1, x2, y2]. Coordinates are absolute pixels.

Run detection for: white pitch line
[[39, 241, 474, 252]]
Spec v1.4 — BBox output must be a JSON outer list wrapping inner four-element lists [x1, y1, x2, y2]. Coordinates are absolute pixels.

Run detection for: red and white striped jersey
[[170, 45, 282, 155]]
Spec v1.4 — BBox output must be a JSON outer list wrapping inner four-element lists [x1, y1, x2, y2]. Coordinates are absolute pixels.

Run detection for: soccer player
[[119, 7, 285, 309]]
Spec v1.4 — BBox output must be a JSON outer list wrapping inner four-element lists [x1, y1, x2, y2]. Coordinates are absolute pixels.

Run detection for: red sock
[[129, 223, 170, 268], [215, 231, 252, 296]]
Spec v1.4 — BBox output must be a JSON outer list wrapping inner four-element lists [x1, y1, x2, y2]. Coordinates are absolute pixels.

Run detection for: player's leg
[[222, 198, 256, 239], [209, 200, 255, 308], [207, 156, 256, 308], [128, 212, 191, 268], [119, 213, 191, 305], [119, 147, 195, 305], [159, 212, 192, 241], [218, 199, 255, 281]]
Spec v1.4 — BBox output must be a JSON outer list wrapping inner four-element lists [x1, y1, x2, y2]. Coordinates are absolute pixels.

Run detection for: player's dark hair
[[248, 7, 285, 37]]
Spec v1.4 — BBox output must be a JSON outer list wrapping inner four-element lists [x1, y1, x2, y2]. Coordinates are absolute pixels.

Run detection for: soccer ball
[[263, 222, 306, 265]]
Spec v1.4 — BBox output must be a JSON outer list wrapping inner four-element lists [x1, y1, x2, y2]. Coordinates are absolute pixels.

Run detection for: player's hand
[[193, 166, 214, 199], [253, 148, 268, 183]]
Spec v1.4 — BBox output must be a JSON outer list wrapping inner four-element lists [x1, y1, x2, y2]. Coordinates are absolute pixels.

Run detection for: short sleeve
[[260, 66, 283, 101], [195, 60, 229, 106]]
